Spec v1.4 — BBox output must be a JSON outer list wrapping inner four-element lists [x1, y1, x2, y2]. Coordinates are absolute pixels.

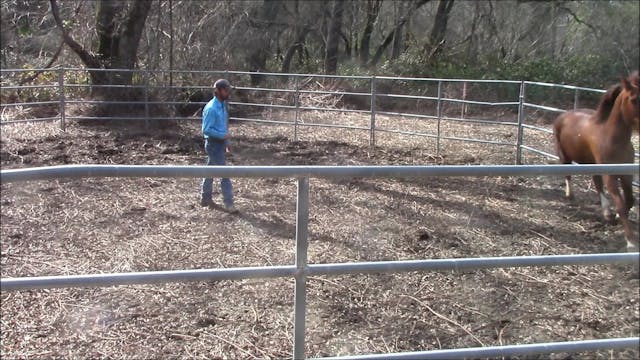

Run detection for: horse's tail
[[552, 115, 569, 164]]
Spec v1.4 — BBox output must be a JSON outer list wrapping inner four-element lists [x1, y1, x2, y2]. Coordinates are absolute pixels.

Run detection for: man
[[200, 79, 238, 213]]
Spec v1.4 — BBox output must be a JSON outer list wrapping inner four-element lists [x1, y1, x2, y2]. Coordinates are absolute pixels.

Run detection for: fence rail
[[1, 164, 639, 359], [316, 338, 640, 360], [3, 252, 637, 292], [2, 164, 638, 183]]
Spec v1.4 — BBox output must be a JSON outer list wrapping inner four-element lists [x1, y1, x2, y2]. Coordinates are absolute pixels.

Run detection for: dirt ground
[[1, 114, 639, 359]]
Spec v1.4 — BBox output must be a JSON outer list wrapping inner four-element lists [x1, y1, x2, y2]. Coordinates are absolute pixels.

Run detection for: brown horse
[[553, 71, 640, 252]]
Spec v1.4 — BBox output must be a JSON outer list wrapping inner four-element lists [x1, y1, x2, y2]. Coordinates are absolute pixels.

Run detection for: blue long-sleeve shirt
[[202, 97, 228, 140]]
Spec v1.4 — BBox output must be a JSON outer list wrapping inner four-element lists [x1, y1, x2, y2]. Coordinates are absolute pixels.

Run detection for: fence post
[[144, 70, 150, 129], [436, 81, 442, 156], [294, 76, 300, 142], [293, 177, 309, 360], [573, 89, 579, 110], [461, 81, 467, 119], [515, 81, 526, 165], [58, 68, 66, 131], [370, 76, 376, 148]]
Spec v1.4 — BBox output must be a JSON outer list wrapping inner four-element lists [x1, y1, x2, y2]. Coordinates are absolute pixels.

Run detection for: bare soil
[[1, 114, 639, 359]]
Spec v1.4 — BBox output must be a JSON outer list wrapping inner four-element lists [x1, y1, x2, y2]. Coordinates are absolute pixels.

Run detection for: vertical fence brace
[[573, 89, 579, 110], [370, 76, 377, 148], [58, 68, 66, 131], [294, 76, 300, 142], [515, 81, 526, 165], [436, 81, 443, 156], [293, 177, 309, 360], [461, 81, 467, 119]]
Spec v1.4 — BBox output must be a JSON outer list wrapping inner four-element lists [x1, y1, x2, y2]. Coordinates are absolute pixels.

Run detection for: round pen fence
[[1, 69, 640, 359], [3, 68, 638, 169]]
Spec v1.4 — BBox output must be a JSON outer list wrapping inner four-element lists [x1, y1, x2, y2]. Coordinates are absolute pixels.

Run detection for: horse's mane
[[594, 83, 622, 123]]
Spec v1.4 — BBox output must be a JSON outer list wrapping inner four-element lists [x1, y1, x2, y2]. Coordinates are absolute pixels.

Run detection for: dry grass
[[1, 111, 639, 359]]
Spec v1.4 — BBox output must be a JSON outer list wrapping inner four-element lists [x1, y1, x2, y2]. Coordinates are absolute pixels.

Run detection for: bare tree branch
[[49, 0, 102, 70], [557, 4, 601, 38]]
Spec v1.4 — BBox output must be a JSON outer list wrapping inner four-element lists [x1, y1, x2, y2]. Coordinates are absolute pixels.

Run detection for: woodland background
[[1, 0, 638, 89]]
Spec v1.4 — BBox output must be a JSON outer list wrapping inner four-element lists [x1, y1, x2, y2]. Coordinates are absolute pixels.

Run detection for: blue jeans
[[200, 139, 233, 206]]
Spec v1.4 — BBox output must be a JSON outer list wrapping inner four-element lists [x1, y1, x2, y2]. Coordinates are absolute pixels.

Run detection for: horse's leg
[[593, 175, 613, 221], [558, 157, 573, 199], [604, 175, 638, 253], [565, 176, 573, 200], [621, 175, 638, 222]]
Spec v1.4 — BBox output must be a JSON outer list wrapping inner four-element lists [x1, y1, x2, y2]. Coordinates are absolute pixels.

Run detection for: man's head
[[214, 79, 232, 101]]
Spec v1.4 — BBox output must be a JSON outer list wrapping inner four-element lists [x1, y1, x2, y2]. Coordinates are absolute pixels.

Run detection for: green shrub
[[335, 51, 632, 106]]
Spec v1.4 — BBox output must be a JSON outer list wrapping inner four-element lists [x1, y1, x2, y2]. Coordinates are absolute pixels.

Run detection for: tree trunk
[[391, 2, 404, 60], [339, 30, 350, 58], [113, 0, 153, 85], [423, 0, 455, 61], [169, 0, 174, 92], [359, 0, 382, 66], [370, 0, 431, 67], [150, 0, 161, 70], [550, 4, 557, 59], [324, 0, 345, 74], [281, 0, 307, 74], [281, 27, 310, 73], [246, 0, 280, 85], [464, 1, 480, 61], [96, 0, 122, 61], [50, 0, 152, 89], [390, 1, 404, 60]]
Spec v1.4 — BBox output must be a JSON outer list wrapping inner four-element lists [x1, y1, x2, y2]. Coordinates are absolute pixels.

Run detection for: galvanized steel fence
[[3, 68, 638, 167], [1, 164, 639, 359]]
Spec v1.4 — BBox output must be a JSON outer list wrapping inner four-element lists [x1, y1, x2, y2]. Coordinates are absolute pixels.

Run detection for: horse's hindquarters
[[553, 111, 596, 164]]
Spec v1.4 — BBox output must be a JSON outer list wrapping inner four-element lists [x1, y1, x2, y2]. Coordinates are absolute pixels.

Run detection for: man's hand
[[223, 133, 230, 140]]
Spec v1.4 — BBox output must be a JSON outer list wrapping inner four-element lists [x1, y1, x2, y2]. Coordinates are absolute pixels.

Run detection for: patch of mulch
[[1, 117, 638, 359]]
